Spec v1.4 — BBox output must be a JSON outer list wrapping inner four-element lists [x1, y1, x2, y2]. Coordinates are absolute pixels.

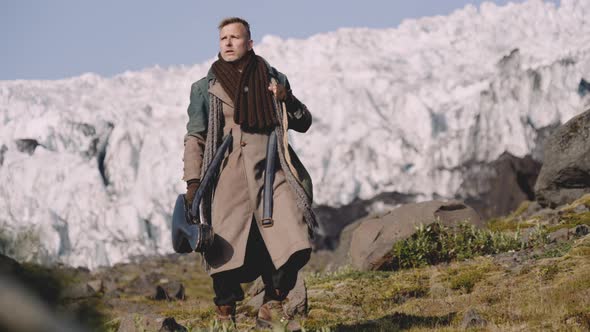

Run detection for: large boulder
[[461, 152, 541, 219], [349, 200, 482, 271], [535, 109, 590, 208], [313, 192, 416, 250]]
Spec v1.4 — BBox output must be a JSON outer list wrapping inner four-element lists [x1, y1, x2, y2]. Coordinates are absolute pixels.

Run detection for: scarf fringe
[[199, 83, 224, 272], [272, 98, 318, 233]]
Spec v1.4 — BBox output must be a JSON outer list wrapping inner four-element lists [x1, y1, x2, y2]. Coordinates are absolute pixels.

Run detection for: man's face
[[219, 23, 253, 62]]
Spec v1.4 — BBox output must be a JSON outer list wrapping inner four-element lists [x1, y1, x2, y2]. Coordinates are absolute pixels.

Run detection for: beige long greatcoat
[[183, 78, 312, 275]]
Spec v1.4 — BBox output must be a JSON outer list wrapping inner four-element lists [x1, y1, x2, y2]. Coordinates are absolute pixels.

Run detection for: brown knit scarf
[[211, 49, 279, 131]]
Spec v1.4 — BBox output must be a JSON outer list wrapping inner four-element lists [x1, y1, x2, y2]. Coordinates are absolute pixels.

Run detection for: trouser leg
[[212, 216, 311, 304], [212, 270, 245, 306], [250, 220, 310, 300], [211, 216, 263, 306], [260, 249, 310, 300], [257, 237, 310, 330]]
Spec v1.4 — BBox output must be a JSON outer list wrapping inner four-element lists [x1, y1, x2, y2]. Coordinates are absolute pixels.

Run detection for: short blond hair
[[218, 17, 251, 39]]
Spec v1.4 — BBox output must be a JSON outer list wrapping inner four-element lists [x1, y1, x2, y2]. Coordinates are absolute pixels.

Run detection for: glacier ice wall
[[1, 0, 589, 268]]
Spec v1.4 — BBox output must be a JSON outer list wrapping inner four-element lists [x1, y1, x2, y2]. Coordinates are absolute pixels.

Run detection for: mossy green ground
[[19, 235, 590, 331], [95, 201, 590, 331], [7, 196, 590, 331], [301, 236, 590, 331]]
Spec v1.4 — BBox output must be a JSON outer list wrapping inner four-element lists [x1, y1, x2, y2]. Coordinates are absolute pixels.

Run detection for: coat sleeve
[[183, 78, 208, 181], [183, 133, 206, 181], [276, 72, 312, 133], [186, 78, 209, 135]]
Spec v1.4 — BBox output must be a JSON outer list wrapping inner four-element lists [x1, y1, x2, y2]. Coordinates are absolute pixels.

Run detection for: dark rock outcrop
[[349, 200, 482, 271], [152, 281, 185, 301], [153, 285, 170, 301], [15, 139, 40, 155], [96, 122, 114, 186], [159, 317, 187, 332], [578, 78, 590, 97], [460, 152, 541, 219], [535, 109, 590, 208], [0, 144, 7, 166], [575, 224, 589, 237]]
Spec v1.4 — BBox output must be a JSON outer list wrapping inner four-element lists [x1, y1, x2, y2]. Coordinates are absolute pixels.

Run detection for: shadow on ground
[[334, 312, 456, 331]]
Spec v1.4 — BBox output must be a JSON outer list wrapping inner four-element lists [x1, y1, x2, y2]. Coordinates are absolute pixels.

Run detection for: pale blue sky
[[0, 0, 559, 80]]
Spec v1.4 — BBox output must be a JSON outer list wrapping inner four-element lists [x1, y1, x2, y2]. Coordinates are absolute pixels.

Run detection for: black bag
[[171, 134, 233, 253], [171, 194, 214, 253]]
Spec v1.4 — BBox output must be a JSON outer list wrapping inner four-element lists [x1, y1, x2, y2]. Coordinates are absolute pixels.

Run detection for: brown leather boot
[[215, 304, 236, 326], [256, 299, 284, 329], [256, 291, 301, 331]]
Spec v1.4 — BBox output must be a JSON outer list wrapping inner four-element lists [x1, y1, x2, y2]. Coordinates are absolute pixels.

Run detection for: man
[[182, 17, 316, 329]]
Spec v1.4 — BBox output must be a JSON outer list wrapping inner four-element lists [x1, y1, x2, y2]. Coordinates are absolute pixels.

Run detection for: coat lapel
[[209, 80, 234, 107]]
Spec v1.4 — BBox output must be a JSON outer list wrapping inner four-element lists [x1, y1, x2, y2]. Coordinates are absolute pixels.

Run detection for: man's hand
[[268, 83, 290, 102], [186, 179, 200, 205]]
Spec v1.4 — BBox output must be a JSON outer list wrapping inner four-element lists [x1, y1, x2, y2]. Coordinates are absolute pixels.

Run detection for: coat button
[[240, 141, 247, 147]]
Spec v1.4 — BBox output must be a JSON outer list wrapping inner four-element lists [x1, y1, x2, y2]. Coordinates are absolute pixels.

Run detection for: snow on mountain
[[1, 0, 589, 268]]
